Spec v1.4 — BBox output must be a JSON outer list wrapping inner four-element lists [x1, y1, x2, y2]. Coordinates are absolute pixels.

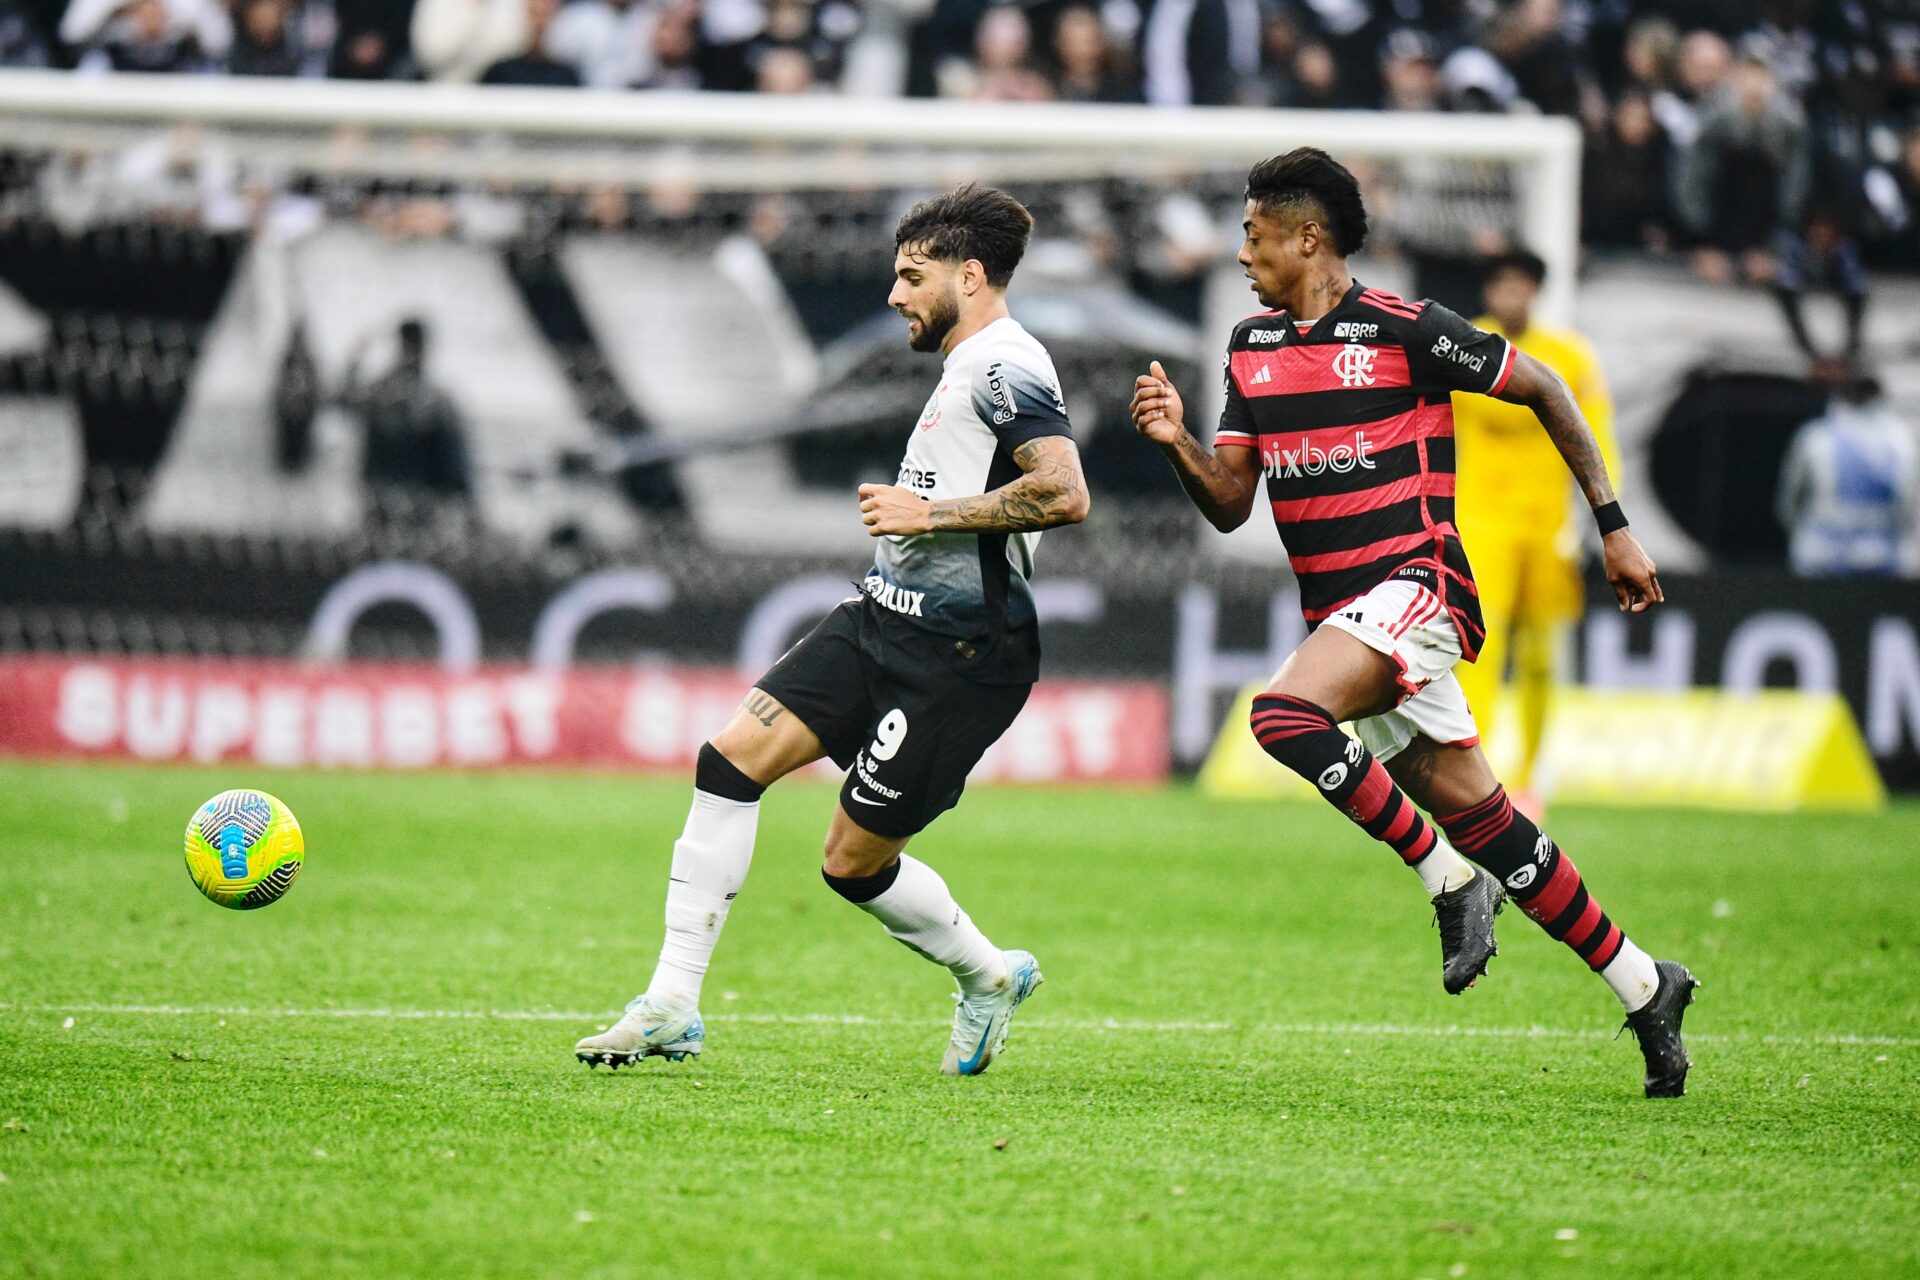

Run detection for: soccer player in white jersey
[[575, 186, 1088, 1076]]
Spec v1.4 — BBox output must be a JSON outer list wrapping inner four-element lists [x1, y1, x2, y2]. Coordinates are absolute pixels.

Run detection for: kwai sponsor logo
[[1431, 334, 1488, 375]]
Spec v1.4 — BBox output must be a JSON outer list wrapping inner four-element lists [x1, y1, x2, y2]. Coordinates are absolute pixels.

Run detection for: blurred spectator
[[1777, 369, 1920, 578], [545, 0, 655, 89], [697, 0, 771, 91], [1864, 126, 1920, 271], [964, 5, 1049, 102], [61, 0, 230, 72], [1619, 15, 1679, 99], [748, 0, 860, 90], [340, 317, 474, 520], [1439, 46, 1520, 114], [412, 0, 523, 83], [0, 0, 51, 66], [36, 120, 245, 226], [1050, 4, 1137, 104], [330, 0, 415, 79], [480, 0, 580, 86], [1378, 27, 1439, 113], [1127, 187, 1225, 323], [1583, 88, 1674, 250], [1280, 39, 1342, 109], [755, 42, 813, 94], [634, 0, 699, 90], [7, 0, 1920, 317], [1677, 46, 1809, 285], [1651, 27, 1730, 148], [1488, 0, 1587, 118], [1141, 0, 1260, 107], [226, 0, 304, 77], [1775, 200, 1869, 367]]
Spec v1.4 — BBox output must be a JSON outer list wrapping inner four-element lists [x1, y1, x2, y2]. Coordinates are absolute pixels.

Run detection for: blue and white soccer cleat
[[575, 995, 703, 1069], [941, 949, 1043, 1077]]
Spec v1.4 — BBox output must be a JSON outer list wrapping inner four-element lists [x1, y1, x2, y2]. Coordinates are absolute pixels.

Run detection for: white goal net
[[0, 71, 1578, 578]]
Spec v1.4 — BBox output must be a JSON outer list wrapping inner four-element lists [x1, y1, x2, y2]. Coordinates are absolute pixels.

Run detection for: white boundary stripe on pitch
[[4, 1002, 1917, 1049]]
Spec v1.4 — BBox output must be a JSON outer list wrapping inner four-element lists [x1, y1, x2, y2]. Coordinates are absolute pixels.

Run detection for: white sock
[[853, 855, 1009, 996], [1601, 937, 1661, 1013], [1415, 836, 1477, 898], [645, 789, 759, 1008]]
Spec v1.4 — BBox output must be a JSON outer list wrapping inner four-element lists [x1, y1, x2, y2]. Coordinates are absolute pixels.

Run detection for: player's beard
[[906, 285, 961, 353]]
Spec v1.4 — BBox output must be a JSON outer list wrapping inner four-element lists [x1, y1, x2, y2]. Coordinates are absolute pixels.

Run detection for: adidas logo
[[1250, 366, 1273, 385]]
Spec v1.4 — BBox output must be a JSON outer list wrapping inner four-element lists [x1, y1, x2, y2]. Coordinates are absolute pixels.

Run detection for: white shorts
[[1320, 578, 1481, 763]]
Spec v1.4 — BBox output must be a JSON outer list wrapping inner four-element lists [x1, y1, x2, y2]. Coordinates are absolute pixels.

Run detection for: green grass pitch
[[1, 759, 1916, 1279]]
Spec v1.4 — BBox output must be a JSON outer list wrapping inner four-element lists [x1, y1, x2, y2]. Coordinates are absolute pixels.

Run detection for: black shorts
[[756, 598, 1033, 838]]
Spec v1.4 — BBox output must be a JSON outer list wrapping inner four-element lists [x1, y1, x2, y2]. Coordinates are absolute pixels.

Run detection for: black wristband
[[1593, 501, 1629, 536]]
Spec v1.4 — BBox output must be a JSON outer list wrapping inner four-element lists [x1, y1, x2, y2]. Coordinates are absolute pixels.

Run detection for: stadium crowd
[[0, 1, 1914, 279]]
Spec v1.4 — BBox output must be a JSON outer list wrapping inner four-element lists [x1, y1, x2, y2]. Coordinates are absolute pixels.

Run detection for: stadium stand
[[0, 1, 1914, 790]]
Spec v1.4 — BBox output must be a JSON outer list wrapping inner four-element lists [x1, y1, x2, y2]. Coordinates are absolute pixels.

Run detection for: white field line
[[3, 1002, 1917, 1049]]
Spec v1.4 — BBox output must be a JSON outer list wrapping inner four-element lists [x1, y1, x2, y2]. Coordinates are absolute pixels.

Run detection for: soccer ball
[[183, 789, 305, 910]]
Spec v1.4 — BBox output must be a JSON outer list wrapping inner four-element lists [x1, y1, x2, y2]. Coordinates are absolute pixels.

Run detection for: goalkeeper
[[1451, 251, 1620, 817]]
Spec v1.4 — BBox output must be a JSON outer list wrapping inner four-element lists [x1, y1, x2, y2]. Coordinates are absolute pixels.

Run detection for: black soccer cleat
[[1623, 959, 1699, 1098], [1432, 871, 1504, 995]]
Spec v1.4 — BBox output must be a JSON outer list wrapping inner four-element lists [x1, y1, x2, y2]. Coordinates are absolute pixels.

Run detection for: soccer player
[[1129, 150, 1698, 1097], [1451, 251, 1622, 818], [575, 185, 1087, 1076]]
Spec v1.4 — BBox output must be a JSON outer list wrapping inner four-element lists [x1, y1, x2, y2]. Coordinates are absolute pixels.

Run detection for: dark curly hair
[[1245, 147, 1369, 257], [893, 184, 1034, 288], [1483, 248, 1548, 286]]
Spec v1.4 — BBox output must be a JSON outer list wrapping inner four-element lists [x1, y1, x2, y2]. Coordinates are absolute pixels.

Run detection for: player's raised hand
[[1602, 528, 1664, 613], [858, 483, 932, 537], [1130, 360, 1185, 446]]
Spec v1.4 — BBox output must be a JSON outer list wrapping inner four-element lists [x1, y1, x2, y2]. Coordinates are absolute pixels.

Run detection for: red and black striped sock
[[1437, 786, 1627, 971], [1249, 693, 1442, 868]]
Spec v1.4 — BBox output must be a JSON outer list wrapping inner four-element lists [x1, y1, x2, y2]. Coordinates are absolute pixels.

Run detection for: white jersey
[[863, 316, 1072, 647], [1777, 400, 1920, 577]]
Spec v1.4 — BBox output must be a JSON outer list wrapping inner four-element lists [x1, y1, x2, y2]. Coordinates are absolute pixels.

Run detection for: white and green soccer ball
[[183, 789, 306, 910]]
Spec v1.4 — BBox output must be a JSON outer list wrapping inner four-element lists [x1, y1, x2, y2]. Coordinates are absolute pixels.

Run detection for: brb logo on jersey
[[1331, 342, 1377, 388], [1262, 430, 1379, 479]]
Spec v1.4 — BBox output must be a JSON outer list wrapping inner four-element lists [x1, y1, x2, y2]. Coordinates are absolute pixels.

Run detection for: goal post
[[0, 69, 1582, 324], [0, 68, 1581, 562]]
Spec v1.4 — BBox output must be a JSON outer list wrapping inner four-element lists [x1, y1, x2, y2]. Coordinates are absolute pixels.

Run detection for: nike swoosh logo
[[959, 1020, 995, 1073], [849, 790, 886, 806]]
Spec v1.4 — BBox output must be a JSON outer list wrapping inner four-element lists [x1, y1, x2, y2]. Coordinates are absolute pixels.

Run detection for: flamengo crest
[[1331, 342, 1377, 388]]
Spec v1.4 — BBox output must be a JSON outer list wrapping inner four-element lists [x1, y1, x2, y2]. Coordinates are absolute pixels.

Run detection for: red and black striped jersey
[[1214, 281, 1515, 662]]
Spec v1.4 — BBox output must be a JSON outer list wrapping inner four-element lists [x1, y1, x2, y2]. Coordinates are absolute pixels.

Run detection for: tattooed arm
[[1130, 360, 1261, 531], [1497, 350, 1665, 613], [1496, 351, 1618, 507], [859, 436, 1090, 536]]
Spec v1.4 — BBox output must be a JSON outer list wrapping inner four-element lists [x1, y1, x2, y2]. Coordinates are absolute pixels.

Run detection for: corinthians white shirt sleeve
[[863, 316, 1072, 643]]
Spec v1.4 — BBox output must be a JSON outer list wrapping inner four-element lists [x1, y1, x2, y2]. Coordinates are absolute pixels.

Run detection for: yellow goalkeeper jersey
[[1451, 318, 1619, 536]]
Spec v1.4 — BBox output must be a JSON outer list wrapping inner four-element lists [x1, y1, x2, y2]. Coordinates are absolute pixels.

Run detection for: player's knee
[[820, 830, 896, 880], [696, 741, 766, 803], [822, 800, 911, 877], [1248, 692, 1338, 771]]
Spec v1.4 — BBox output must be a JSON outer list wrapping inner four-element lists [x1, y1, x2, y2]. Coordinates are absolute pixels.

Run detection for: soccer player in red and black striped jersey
[[1131, 148, 1698, 1097]]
